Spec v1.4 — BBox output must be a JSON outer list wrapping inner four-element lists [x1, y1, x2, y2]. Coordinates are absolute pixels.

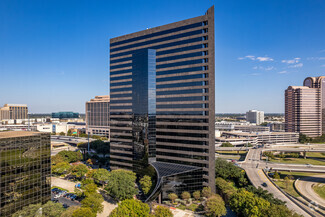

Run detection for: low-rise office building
[[85, 95, 110, 138], [0, 131, 51, 216], [52, 112, 79, 119], [215, 121, 270, 132]]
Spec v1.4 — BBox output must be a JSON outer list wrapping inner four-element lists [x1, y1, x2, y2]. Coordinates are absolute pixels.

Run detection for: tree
[[273, 171, 280, 180], [202, 187, 212, 198], [105, 169, 137, 201], [181, 191, 191, 202], [266, 204, 301, 217], [92, 168, 110, 186], [139, 175, 152, 195], [168, 193, 178, 203], [81, 193, 104, 214], [245, 186, 284, 205], [193, 191, 201, 200], [215, 158, 247, 187], [220, 142, 233, 147], [59, 132, 65, 136], [42, 201, 65, 217], [153, 205, 173, 217], [51, 154, 65, 165], [71, 164, 89, 179], [12, 203, 42, 217], [57, 150, 82, 163], [84, 183, 98, 196], [205, 194, 227, 217], [52, 162, 71, 175], [109, 199, 150, 217], [72, 207, 96, 217], [60, 206, 79, 217], [229, 188, 270, 217], [299, 133, 312, 144], [67, 129, 72, 136]]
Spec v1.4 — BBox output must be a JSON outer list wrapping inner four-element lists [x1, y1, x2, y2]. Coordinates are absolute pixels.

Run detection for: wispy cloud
[[253, 66, 274, 71], [288, 63, 303, 68], [238, 55, 273, 62], [278, 70, 288, 74], [282, 58, 300, 64], [307, 57, 325, 60], [319, 49, 325, 53], [256, 57, 274, 62], [249, 73, 260, 76], [321, 64, 325, 67]]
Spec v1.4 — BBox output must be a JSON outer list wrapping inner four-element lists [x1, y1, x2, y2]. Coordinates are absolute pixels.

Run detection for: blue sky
[[0, 0, 324, 113]]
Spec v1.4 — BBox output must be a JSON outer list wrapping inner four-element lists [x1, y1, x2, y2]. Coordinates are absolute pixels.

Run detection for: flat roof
[[0, 131, 45, 139], [223, 131, 298, 136]]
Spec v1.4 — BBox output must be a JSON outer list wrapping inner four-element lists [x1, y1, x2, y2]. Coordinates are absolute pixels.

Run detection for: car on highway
[[262, 182, 268, 187], [306, 164, 312, 168]]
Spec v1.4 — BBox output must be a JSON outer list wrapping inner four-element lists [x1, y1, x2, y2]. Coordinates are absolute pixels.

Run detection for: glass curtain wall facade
[[0, 132, 51, 216], [109, 6, 215, 194]]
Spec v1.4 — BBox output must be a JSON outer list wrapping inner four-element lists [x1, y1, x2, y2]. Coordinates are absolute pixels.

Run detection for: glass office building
[[0, 131, 51, 216], [52, 112, 79, 119], [109, 6, 215, 200]]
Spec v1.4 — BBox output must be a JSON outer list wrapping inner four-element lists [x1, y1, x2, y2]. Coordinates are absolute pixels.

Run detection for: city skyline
[[1, 0, 325, 113]]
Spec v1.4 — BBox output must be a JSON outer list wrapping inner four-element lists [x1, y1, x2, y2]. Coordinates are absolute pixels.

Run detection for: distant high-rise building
[[86, 95, 110, 138], [0, 131, 51, 216], [0, 104, 28, 121], [109, 6, 215, 200], [285, 76, 325, 137], [51, 111, 79, 119], [246, 110, 264, 125]]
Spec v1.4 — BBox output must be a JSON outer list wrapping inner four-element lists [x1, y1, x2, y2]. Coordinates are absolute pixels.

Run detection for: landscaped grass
[[273, 180, 300, 197], [306, 152, 325, 159], [268, 157, 325, 166], [277, 171, 320, 179], [313, 184, 325, 200], [216, 151, 248, 161]]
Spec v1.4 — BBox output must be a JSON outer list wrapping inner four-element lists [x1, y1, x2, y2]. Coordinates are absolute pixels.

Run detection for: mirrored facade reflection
[[0, 132, 51, 216], [109, 6, 215, 198]]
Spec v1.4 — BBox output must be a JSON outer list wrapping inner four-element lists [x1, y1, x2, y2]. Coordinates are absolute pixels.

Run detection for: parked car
[[262, 182, 268, 187]]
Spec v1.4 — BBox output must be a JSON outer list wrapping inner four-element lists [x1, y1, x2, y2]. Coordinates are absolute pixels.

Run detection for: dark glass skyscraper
[[0, 131, 51, 216], [109, 6, 215, 199]]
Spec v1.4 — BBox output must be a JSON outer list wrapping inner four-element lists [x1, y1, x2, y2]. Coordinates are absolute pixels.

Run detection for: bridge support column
[[304, 151, 306, 159]]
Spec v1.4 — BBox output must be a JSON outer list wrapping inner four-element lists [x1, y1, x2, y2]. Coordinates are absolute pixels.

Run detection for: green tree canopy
[[220, 142, 234, 147], [193, 191, 201, 200], [205, 194, 227, 217], [71, 164, 89, 179], [60, 206, 79, 217], [215, 158, 247, 187], [153, 205, 173, 217], [92, 168, 110, 186], [81, 192, 104, 214], [181, 191, 191, 201], [139, 175, 152, 195], [168, 193, 178, 203], [229, 188, 270, 217], [202, 187, 212, 198], [12, 203, 42, 217], [105, 169, 137, 201], [72, 207, 96, 217], [51, 154, 65, 165], [57, 150, 82, 163], [52, 161, 71, 175], [109, 199, 150, 217], [42, 201, 65, 217]]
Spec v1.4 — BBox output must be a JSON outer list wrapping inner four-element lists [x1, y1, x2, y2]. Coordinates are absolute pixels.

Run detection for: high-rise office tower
[[0, 104, 28, 121], [285, 76, 325, 137], [246, 110, 264, 125], [86, 95, 110, 138], [109, 6, 215, 200], [0, 131, 51, 216]]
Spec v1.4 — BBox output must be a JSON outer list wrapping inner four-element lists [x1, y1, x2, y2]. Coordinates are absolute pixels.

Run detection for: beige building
[[0, 104, 28, 121], [285, 76, 325, 137], [85, 95, 110, 138]]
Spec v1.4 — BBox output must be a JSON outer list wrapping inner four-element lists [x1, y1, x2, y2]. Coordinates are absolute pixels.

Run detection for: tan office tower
[[0, 104, 28, 121], [285, 76, 325, 137], [85, 95, 110, 138]]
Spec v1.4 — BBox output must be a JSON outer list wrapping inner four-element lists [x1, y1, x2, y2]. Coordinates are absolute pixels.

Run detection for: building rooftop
[[223, 131, 298, 137], [0, 131, 44, 139]]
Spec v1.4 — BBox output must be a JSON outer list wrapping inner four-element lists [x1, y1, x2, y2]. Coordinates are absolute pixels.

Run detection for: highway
[[295, 175, 325, 209], [51, 135, 95, 145], [241, 148, 322, 217]]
